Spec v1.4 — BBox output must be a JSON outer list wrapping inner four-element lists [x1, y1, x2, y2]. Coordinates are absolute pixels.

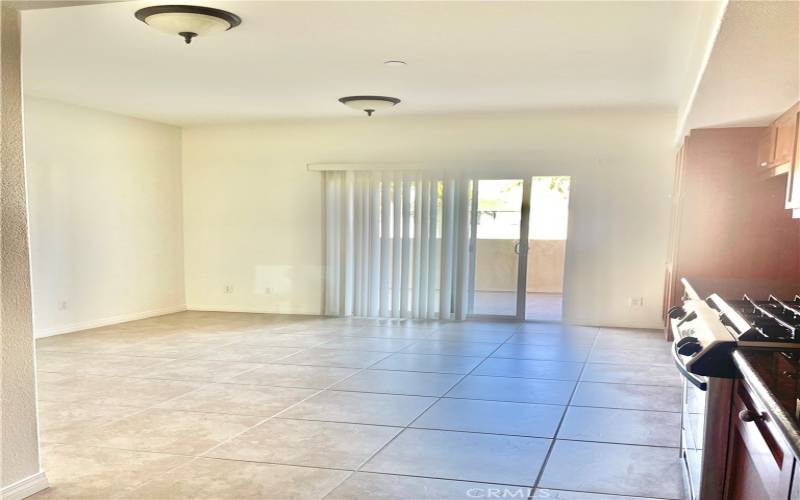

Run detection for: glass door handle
[[513, 241, 521, 255]]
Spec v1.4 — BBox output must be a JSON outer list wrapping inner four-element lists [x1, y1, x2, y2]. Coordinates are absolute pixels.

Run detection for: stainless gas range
[[670, 279, 800, 500]]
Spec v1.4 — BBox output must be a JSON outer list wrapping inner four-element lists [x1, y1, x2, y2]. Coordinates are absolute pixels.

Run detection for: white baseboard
[[1, 471, 48, 500], [34, 304, 187, 338], [186, 304, 322, 316]]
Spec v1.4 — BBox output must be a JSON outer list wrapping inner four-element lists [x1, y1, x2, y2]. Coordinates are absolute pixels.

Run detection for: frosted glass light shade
[[338, 96, 401, 116], [135, 6, 241, 44], [144, 12, 231, 36]]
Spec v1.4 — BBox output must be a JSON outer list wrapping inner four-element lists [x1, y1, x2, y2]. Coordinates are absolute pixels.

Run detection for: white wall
[[182, 109, 675, 329], [24, 96, 185, 337], [1, 6, 46, 495]]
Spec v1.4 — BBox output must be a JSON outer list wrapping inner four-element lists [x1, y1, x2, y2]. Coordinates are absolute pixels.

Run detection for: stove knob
[[676, 336, 702, 356], [739, 410, 764, 423], [667, 306, 686, 320]]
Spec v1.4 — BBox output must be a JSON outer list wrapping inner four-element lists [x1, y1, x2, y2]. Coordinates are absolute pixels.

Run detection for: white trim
[[186, 304, 323, 316], [1, 471, 48, 500], [34, 305, 186, 338]]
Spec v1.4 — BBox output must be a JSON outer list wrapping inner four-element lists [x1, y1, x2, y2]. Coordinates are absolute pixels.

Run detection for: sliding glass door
[[469, 178, 531, 320], [468, 176, 570, 321]]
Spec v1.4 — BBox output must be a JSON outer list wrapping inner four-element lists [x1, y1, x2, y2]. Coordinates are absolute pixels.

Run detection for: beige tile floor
[[33, 311, 683, 500], [472, 292, 564, 322]]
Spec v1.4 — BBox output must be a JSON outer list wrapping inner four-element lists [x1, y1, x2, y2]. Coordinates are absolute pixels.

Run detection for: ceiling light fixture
[[338, 96, 401, 117], [384, 60, 407, 67], [135, 5, 241, 44]]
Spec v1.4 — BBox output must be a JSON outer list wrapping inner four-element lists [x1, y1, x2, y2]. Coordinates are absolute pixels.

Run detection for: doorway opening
[[469, 176, 570, 321]]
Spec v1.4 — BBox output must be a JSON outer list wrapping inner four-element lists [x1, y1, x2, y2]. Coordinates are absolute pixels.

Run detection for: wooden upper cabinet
[[784, 105, 800, 208], [758, 126, 777, 168], [757, 103, 799, 174], [774, 105, 799, 167]]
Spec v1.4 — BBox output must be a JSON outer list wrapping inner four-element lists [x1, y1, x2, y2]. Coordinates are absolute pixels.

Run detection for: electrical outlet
[[58, 300, 68, 310], [628, 296, 644, 308], [224, 285, 234, 294]]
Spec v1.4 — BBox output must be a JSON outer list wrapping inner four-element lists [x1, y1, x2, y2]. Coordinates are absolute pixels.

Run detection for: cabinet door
[[758, 126, 777, 168], [726, 380, 795, 500], [785, 110, 800, 208], [775, 108, 799, 167]]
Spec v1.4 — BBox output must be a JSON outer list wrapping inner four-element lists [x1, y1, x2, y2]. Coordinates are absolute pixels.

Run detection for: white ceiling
[[22, 1, 708, 125], [685, 0, 800, 130]]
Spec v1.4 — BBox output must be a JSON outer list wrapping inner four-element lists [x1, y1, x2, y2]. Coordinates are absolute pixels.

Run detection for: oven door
[[682, 368, 707, 500], [673, 333, 732, 500]]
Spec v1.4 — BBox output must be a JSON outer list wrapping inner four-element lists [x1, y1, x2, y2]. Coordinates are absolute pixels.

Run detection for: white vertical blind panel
[[357, 175, 370, 316], [379, 173, 391, 317], [343, 171, 355, 316], [362, 175, 373, 315], [411, 177, 423, 318], [439, 177, 455, 320], [400, 176, 412, 318], [426, 179, 439, 319], [418, 177, 431, 319], [391, 172, 402, 317], [352, 175, 364, 316], [369, 173, 381, 316], [334, 174, 343, 315], [450, 177, 461, 319], [325, 173, 340, 315], [324, 173, 335, 314]]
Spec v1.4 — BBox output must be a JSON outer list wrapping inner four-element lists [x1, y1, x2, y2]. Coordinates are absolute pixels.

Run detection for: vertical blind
[[324, 170, 473, 320]]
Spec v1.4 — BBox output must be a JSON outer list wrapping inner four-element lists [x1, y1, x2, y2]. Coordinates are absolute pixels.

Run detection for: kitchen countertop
[[732, 348, 800, 459]]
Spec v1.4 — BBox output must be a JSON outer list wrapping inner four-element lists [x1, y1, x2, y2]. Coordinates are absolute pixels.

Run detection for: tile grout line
[[102, 327, 391, 500], [193, 335, 413, 461], [527, 327, 601, 497], [118, 382, 334, 499], [97, 370, 268, 500], [312, 323, 456, 499], [329, 328, 518, 497]]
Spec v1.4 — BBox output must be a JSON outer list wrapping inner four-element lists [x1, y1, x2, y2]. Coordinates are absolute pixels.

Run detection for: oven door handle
[[672, 339, 708, 391]]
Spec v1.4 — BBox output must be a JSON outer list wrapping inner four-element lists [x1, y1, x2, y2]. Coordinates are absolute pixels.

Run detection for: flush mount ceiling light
[[384, 60, 407, 67], [338, 96, 401, 117], [134, 5, 241, 44]]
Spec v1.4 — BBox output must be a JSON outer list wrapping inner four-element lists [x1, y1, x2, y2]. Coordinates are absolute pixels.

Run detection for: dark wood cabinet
[[725, 379, 796, 500], [663, 128, 800, 336]]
